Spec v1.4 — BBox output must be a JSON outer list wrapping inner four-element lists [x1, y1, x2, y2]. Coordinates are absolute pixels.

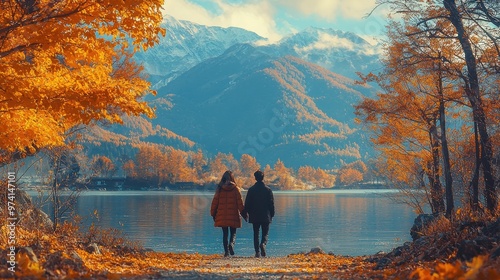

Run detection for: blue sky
[[163, 0, 389, 44]]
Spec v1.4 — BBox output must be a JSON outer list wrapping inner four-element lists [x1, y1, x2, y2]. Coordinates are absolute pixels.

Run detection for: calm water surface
[[63, 189, 415, 257]]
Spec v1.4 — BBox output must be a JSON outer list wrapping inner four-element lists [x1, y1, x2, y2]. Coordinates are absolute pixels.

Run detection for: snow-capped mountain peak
[[134, 15, 264, 80]]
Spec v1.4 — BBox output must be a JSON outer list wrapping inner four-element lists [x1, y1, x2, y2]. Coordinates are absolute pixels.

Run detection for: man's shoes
[[224, 251, 229, 257], [255, 252, 260, 258], [228, 244, 235, 256], [260, 244, 266, 257]]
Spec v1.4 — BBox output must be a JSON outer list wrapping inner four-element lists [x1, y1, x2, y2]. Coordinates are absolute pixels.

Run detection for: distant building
[[89, 177, 126, 190], [168, 182, 213, 191]]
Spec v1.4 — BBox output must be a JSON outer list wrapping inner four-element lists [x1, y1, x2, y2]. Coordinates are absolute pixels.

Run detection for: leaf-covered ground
[[2, 215, 500, 279], [5, 243, 500, 279]]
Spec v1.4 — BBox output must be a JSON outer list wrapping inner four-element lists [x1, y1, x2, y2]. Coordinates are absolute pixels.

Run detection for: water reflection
[[66, 190, 415, 256]]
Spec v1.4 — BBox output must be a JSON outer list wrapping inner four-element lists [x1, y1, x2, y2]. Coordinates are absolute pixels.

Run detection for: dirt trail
[[153, 255, 340, 279]]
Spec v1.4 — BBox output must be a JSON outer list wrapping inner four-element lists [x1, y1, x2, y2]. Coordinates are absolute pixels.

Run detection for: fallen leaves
[[4, 220, 500, 279], [411, 256, 500, 280]]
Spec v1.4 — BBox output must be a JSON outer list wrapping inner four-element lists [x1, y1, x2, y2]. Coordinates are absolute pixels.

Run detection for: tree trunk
[[429, 124, 445, 214], [439, 88, 454, 217], [52, 158, 60, 232], [470, 121, 481, 212], [437, 60, 454, 217], [444, 0, 497, 212]]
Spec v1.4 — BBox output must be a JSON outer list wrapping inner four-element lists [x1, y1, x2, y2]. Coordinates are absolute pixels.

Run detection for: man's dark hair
[[254, 170, 264, 182]]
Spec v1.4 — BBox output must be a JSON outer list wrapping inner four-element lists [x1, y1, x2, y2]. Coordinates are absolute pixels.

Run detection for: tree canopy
[[358, 0, 499, 213], [0, 0, 165, 166]]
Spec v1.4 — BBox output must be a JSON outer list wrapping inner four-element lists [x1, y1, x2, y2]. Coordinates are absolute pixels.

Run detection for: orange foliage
[[238, 154, 261, 188], [297, 165, 336, 188], [335, 160, 367, 186], [0, 0, 165, 165], [6, 219, 500, 279], [208, 153, 240, 182], [263, 57, 357, 130], [127, 144, 196, 184], [190, 149, 208, 182], [272, 159, 295, 190], [411, 256, 500, 280], [122, 160, 137, 178], [91, 155, 116, 177], [338, 168, 363, 186]]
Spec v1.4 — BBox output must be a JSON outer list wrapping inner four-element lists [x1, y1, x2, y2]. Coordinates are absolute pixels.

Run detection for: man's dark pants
[[252, 223, 269, 253]]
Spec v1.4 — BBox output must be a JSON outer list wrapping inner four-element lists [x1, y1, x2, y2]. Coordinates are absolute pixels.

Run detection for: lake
[[46, 189, 416, 257]]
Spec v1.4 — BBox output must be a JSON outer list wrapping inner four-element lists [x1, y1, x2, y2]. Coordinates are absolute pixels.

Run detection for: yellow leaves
[[410, 256, 495, 280], [15, 251, 45, 278], [0, 0, 165, 165], [297, 165, 336, 188], [436, 262, 465, 279], [463, 256, 484, 280], [81, 251, 209, 275]]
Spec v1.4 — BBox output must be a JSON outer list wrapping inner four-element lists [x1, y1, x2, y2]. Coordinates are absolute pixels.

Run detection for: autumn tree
[[134, 144, 168, 185], [356, 0, 500, 215], [91, 155, 116, 177], [335, 160, 366, 187], [167, 149, 195, 183], [208, 153, 228, 182], [263, 164, 274, 183], [298, 166, 336, 188], [238, 154, 261, 188], [298, 166, 315, 185], [44, 146, 83, 231], [273, 159, 294, 190], [208, 153, 240, 183], [123, 160, 137, 178], [0, 0, 165, 166], [337, 168, 363, 186], [376, 0, 499, 213], [190, 149, 208, 182], [122, 146, 197, 185], [356, 53, 447, 212]]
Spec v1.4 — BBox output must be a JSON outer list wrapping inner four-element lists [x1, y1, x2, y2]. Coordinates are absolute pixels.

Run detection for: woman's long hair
[[217, 170, 236, 189]]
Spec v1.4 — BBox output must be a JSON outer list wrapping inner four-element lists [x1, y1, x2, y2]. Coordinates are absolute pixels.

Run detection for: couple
[[210, 170, 275, 258]]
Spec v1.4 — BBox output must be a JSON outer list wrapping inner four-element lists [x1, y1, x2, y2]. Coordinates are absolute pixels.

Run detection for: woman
[[210, 170, 246, 257]]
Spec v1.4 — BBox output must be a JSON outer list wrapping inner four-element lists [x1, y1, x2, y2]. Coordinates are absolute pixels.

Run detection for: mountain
[[86, 16, 380, 170], [134, 15, 264, 88], [135, 16, 380, 88], [266, 27, 381, 80], [152, 44, 374, 168]]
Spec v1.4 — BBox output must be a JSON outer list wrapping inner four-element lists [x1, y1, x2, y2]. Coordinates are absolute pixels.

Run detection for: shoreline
[[24, 187, 397, 194]]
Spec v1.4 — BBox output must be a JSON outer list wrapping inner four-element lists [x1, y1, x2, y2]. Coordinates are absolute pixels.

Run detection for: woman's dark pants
[[222, 227, 237, 256]]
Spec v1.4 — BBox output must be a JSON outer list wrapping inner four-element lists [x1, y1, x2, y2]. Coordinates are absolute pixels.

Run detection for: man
[[243, 170, 275, 257]]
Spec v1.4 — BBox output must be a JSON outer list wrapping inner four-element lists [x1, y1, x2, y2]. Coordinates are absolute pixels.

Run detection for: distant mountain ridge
[[134, 15, 264, 88], [271, 27, 380, 79], [152, 43, 373, 168], [86, 16, 379, 169]]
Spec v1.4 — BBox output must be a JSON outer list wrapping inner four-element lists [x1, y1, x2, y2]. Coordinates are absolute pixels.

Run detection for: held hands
[[241, 210, 248, 222]]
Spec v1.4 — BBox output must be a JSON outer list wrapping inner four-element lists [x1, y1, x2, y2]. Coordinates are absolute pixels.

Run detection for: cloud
[[162, 0, 215, 24], [299, 33, 356, 52], [274, 0, 377, 20], [295, 32, 383, 56], [162, 0, 383, 44], [302, 33, 354, 51], [163, 0, 283, 43]]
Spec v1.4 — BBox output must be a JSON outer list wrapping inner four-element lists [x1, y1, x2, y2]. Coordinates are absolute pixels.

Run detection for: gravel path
[[151, 255, 339, 279]]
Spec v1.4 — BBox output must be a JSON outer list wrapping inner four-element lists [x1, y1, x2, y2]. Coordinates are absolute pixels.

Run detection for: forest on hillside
[[16, 142, 370, 191]]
